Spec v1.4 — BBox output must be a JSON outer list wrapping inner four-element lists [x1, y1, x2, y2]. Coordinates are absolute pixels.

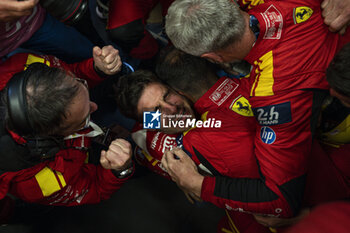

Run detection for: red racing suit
[[108, 0, 174, 59], [133, 77, 303, 217], [232, 0, 350, 216], [0, 53, 132, 206]]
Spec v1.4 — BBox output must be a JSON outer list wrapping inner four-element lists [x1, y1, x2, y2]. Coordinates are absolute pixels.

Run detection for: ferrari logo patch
[[293, 7, 313, 24], [230, 96, 254, 117]]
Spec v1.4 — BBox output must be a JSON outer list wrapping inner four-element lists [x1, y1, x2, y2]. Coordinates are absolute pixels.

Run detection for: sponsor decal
[[293, 6, 313, 24], [260, 126, 276, 144], [150, 132, 161, 150], [162, 136, 177, 153], [253, 102, 291, 126], [230, 95, 254, 116], [260, 5, 283, 39], [209, 78, 239, 106], [149, 131, 177, 153]]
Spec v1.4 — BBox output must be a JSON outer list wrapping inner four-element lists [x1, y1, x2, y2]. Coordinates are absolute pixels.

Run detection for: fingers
[[183, 191, 195, 204], [0, 0, 38, 22], [322, 4, 337, 25], [100, 150, 111, 169], [321, 0, 350, 33], [161, 149, 178, 171], [104, 53, 121, 71], [101, 45, 119, 64], [330, 17, 349, 32], [112, 138, 130, 148], [187, 191, 202, 202], [253, 214, 276, 228], [93, 46, 102, 57], [161, 151, 170, 172], [339, 25, 347, 34], [109, 139, 131, 155], [100, 45, 114, 57], [16, 0, 38, 11], [321, 0, 330, 9], [161, 148, 195, 173], [93, 45, 122, 75], [161, 148, 204, 197], [100, 139, 132, 170], [5, 0, 38, 11], [163, 147, 187, 163], [171, 147, 187, 160]]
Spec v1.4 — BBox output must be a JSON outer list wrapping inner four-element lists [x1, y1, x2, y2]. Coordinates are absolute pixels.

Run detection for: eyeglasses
[[75, 78, 91, 130]]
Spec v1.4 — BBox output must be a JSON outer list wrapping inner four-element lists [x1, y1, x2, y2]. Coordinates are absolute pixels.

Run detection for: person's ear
[[201, 52, 224, 63]]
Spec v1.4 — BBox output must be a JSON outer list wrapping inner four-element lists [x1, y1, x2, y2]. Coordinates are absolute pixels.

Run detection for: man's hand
[[0, 0, 38, 22], [321, 0, 350, 34], [182, 189, 203, 204], [161, 148, 204, 199], [253, 208, 310, 228], [93, 45, 122, 75], [100, 139, 132, 171]]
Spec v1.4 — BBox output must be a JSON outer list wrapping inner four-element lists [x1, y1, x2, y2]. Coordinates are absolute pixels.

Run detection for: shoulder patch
[[209, 78, 239, 106], [293, 7, 313, 24], [260, 4, 283, 39], [252, 102, 292, 126], [230, 95, 254, 116]]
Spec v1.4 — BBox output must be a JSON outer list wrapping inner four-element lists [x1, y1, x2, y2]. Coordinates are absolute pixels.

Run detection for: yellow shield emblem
[[230, 96, 254, 117], [294, 7, 313, 24]]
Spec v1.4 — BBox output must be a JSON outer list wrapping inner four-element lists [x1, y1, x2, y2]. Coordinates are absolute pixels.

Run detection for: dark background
[[0, 170, 224, 233]]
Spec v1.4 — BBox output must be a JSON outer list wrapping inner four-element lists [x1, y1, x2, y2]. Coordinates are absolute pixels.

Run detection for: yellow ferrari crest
[[293, 7, 313, 24], [230, 96, 254, 117]]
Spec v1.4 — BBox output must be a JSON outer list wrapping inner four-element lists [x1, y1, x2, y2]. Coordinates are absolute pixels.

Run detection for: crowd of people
[[0, 0, 350, 232]]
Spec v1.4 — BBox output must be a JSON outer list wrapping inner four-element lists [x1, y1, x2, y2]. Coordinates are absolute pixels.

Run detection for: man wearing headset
[[0, 45, 133, 215]]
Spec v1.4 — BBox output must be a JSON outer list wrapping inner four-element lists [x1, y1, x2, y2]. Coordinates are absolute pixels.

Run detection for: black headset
[[6, 70, 33, 135], [6, 70, 65, 160]]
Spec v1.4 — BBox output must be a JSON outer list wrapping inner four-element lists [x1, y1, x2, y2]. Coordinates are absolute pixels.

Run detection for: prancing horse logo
[[230, 96, 254, 117], [293, 7, 313, 24]]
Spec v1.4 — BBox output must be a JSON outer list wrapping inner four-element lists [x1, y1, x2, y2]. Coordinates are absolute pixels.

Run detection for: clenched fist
[[100, 138, 132, 172], [321, 0, 350, 34], [93, 45, 122, 75]]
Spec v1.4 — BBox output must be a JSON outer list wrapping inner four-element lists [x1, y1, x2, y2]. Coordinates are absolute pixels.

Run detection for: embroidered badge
[[293, 6, 313, 24]]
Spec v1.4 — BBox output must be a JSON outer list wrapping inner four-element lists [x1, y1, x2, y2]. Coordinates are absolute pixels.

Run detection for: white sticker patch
[[261, 5, 283, 39], [209, 78, 239, 106]]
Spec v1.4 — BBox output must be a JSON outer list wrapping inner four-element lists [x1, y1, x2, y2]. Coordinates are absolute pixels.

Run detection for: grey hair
[[165, 0, 246, 56], [3, 63, 80, 136]]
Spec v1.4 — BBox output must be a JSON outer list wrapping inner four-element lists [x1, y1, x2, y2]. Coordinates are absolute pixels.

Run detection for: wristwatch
[[113, 164, 134, 179]]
